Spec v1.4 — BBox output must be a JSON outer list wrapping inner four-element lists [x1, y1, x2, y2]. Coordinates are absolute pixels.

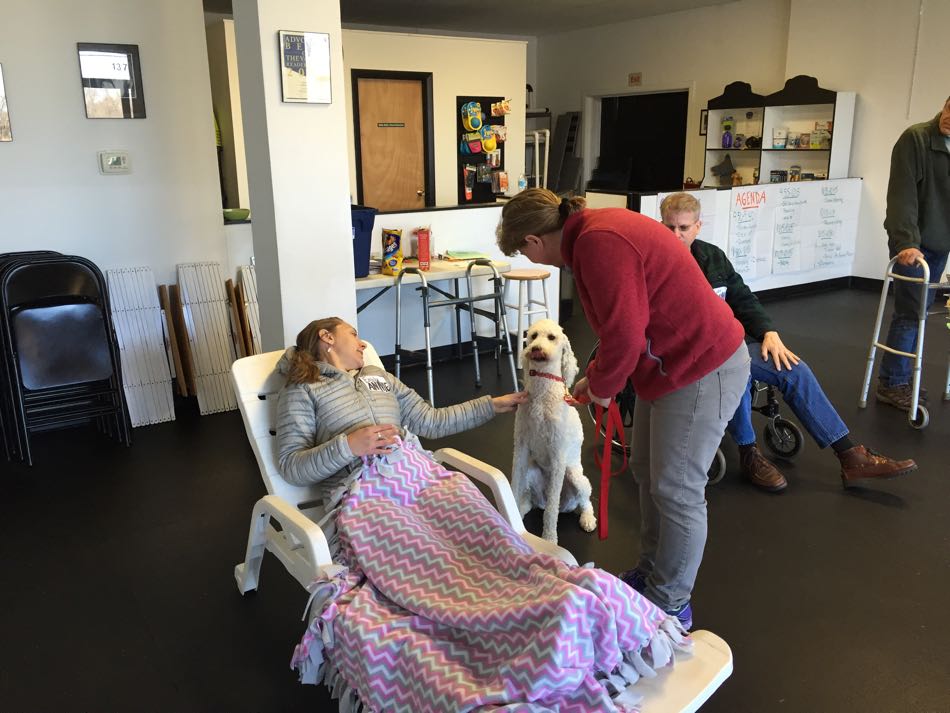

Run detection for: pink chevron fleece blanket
[[292, 440, 690, 712]]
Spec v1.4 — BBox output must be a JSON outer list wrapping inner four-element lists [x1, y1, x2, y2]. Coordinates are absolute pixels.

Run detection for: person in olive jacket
[[876, 96, 950, 411], [660, 193, 916, 492]]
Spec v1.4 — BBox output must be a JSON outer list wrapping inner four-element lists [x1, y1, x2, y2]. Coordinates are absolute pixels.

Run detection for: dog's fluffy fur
[[511, 319, 596, 543]]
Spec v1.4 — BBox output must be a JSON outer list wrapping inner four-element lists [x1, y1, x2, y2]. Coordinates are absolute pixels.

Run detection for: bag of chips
[[381, 228, 403, 276]]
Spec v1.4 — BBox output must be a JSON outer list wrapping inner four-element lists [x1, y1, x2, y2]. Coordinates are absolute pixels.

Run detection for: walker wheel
[[910, 404, 929, 430], [707, 448, 727, 485], [763, 417, 804, 459]]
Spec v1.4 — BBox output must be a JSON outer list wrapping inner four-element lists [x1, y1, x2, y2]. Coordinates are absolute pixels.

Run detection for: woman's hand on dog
[[347, 424, 401, 457], [572, 377, 611, 408], [492, 391, 529, 413]]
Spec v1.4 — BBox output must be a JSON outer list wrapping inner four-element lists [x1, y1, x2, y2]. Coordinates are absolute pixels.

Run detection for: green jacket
[[884, 113, 950, 255], [690, 238, 775, 341]]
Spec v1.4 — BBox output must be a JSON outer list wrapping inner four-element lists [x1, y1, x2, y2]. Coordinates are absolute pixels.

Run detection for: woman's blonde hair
[[659, 192, 701, 221], [286, 317, 344, 384], [496, 188, 586, 256]]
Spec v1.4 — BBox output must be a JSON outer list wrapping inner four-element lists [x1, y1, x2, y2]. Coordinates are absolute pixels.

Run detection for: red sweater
[[562, 208, 744, 401]]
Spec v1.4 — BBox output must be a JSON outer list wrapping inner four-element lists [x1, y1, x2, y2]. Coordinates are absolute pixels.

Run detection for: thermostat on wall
[[98, 150, 131, 175]]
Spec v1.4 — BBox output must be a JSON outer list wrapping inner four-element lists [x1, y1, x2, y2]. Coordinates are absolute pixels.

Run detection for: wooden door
[[356, 77, 426, 211]]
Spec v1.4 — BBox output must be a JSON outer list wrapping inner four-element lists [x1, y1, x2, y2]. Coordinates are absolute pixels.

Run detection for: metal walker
[[858, 255, 950, 429], [394, 259, 518, 406]]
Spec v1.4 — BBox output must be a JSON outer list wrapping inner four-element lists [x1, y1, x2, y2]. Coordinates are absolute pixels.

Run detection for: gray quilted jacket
[[274, 348, 495, 489]]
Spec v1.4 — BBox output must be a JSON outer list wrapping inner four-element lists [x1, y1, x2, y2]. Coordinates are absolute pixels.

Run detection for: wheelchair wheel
[[763, 417, 804, 459], [706, 448, 727, 485], [585, 343, 633, 456]]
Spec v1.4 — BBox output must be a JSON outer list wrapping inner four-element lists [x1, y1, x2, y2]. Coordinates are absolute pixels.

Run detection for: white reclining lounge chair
[[232, 346, 733, 713]]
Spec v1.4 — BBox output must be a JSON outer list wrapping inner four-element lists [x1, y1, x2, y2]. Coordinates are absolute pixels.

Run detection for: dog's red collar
[[528, 369, 583, 406], [528, 369, 564, 383]]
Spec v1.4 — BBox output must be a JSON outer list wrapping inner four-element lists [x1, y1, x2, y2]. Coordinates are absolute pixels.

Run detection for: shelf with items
[[703, 82, 766, 187], [758, 76, 854, 183], [705, 108, 764, 151], [708, 150, 762, 187], [702, 76, 855, 186]]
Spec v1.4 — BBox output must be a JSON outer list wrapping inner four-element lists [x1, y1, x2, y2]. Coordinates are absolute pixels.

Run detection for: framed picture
[[77, 43, 146, 118], [278, 30, 331, 104], [0, 64, 12, 141], [699, 109, 708, 136]]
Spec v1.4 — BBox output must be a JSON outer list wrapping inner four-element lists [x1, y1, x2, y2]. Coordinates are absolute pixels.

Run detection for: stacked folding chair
[[0, 251, 131, 465]]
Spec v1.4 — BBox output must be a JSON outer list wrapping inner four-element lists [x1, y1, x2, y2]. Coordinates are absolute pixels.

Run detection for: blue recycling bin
[[350, 205, 378, 278]]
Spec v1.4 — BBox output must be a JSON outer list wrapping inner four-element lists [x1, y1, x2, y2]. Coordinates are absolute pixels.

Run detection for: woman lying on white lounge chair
[[277, 317, 689, 713]]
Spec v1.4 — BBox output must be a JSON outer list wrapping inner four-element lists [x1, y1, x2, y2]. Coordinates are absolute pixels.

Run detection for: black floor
[[3, 288, 950, 712]]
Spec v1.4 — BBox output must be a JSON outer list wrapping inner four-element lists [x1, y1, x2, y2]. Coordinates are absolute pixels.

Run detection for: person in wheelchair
[[275, 317, 692, 711], [660, 192, 917, 491]]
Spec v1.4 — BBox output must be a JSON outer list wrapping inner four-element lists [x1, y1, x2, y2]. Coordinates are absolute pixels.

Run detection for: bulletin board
[[638, 178, 860, 291], [727, 178, 860, 282], [456, 94, 507, 205]]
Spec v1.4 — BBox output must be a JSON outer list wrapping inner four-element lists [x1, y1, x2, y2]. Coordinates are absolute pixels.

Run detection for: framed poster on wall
[[77, 43, 146, 119], [278, 30, 331, 104], [0, 64, 12, 141]]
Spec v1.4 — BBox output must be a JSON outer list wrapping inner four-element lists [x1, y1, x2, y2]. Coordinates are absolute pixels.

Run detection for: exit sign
[[628, 72, 642, 87]]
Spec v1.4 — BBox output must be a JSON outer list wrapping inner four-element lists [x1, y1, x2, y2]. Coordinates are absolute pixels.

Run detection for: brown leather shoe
[[875, 383, 928, 412], [839, 445, 917, 486], [740, 446, 788, 492]]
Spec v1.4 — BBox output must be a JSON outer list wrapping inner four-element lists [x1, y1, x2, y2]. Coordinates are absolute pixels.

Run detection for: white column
[[233, 0, 356, 349]]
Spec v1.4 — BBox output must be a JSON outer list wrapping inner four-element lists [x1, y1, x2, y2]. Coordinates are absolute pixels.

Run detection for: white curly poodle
[[511, 319, 596, 543]]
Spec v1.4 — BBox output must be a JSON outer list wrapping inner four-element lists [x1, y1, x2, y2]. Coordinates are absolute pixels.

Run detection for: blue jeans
[[879, 246, 949, 387], [726, 342, 849, 450]]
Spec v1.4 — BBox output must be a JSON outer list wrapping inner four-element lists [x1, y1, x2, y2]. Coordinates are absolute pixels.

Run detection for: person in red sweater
[[497, 188, 750, 630]]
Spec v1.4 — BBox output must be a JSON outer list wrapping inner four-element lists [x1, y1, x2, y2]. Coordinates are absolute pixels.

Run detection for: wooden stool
[[503, 269, 551, 365]]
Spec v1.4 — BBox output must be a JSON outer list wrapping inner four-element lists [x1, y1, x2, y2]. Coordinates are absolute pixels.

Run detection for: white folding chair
[[231, 346, 732, 712]]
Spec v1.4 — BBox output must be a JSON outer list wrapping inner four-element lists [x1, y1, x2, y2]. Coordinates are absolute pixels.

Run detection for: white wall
[[341, 30, 527, 207], [785, 0, 950, 278], [535, 0, 790, 187], [0, 0, 226, 286], [534, 0, 950, 282]]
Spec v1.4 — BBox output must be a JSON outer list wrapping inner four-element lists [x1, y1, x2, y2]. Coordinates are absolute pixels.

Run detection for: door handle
[[416, 189, 425, 196]]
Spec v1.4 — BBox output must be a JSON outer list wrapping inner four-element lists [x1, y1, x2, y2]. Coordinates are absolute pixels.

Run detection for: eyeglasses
[[662, 221, 698, 232]]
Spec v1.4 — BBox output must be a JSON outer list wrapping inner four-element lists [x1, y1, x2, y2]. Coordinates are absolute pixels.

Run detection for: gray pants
[[631, 343, 750, 610]]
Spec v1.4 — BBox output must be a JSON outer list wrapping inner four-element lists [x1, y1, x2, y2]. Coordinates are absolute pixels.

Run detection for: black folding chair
[[0, 254, 130, 465], [0, 252, 61, 460]]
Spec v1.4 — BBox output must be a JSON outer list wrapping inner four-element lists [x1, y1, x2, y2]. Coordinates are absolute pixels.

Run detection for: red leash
[[593, 401, 628, 540]]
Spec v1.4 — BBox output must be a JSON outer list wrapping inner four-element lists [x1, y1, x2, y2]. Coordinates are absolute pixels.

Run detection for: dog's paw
[[579, 510, 597, 532], [574, 475, 592, 499], [541, 528, 559, 544]]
